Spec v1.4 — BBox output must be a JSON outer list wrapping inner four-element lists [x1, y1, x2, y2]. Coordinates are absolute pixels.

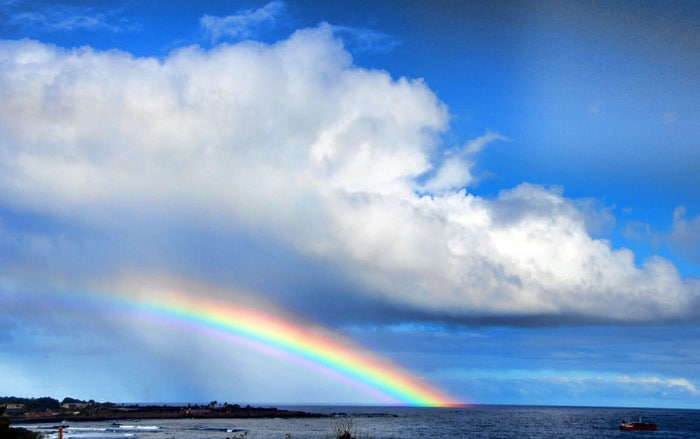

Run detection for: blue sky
[[1, 0, 699, 408]]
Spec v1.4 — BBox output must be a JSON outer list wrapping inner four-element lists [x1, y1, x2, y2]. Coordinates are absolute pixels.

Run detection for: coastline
[[10, 405, 323, 425], [13, 405, 700, 438]]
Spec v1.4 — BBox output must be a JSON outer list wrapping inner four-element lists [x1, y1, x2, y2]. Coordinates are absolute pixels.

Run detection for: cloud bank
[[0, 25, 698, 324]]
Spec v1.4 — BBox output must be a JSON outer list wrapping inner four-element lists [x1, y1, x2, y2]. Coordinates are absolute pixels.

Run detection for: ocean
[[22, 405, 700, 439]]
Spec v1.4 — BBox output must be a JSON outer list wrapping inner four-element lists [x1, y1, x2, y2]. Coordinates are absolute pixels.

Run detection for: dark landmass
[[2, 396, 322, 425], [1, 405, 41, 439]]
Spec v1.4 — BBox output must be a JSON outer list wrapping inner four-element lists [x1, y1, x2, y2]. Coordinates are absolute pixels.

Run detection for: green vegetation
[[2, 399, 375, 439], [0, 405, 41, 439], [326, 417, 373, 439], [0, 397, 59, 413], [1, 396, 320, 424]]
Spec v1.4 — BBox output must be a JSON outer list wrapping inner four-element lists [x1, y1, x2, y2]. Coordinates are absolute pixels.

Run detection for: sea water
[[23, 405, 700, 439]]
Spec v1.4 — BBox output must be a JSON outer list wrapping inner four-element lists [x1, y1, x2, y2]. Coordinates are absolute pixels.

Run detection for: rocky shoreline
[[3, 397, 323, 425], [11, 406, 323, 424]]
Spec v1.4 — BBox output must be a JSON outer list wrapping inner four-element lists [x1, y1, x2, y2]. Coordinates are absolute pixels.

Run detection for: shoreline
[[10, 406, 323, 424]]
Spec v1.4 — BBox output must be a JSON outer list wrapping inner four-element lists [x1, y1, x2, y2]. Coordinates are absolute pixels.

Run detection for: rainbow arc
[[106, 282, 462, 407]]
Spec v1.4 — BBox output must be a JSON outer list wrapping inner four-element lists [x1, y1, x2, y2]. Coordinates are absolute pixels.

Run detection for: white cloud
[[464, 131, 508, 155], [663, 111, 677, 125], [421, 132, 508, 194], [321, 183, 698, 320], [200, 1, 285, 42], [443, 368, 700, 406], [0, 26, 698, 323], [331, 25, 400, 54], [623, 206, 700, 265], [617, 375, 699, 395], [452, 369, 699, 395], [669, 206, 700, 263], [6, 4, 137, 33]]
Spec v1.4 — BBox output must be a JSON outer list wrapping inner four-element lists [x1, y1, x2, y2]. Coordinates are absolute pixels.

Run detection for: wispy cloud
[[455, 369, 699, 395], [421, 132, 509, 194], [451, 369, 700, 405], [617, 375, 699, 395], [532, 374, 699, 395], [663, 111, 678, 125], [4, 3, 138, 33], [200, 0, 286, 42], [331, 25, 401, 54], [669, 206, 700, 263], [624, 206, 700, 264]]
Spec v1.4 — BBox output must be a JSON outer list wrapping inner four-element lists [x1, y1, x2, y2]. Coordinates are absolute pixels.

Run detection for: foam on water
[[22, 406, 700, 439]]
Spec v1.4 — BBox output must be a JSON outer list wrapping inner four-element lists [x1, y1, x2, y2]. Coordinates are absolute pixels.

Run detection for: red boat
[[619, 416, 657, 431]]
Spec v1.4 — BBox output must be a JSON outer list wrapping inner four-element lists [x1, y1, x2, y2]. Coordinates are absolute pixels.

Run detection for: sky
[[1, 0, 699, 408]]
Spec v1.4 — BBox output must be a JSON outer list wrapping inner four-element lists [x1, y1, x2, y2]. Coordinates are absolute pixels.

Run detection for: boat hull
[[619, 422, 657, 431]]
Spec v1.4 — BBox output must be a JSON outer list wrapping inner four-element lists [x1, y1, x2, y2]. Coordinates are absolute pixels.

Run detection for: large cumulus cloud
[[0, 25, 697, 324]]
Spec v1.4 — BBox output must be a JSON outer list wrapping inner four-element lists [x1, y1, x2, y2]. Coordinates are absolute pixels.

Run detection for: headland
[[2, 396, 321, 424]]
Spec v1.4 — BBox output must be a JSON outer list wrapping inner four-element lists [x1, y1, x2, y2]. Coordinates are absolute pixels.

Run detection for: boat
[[619, 416, 657, 431]]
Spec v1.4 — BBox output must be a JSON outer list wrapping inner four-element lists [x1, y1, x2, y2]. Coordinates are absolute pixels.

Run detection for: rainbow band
[[111, 288, 462, 407]]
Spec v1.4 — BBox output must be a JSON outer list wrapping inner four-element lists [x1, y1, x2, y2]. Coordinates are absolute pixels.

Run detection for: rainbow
[[94, 278, 463, 407]]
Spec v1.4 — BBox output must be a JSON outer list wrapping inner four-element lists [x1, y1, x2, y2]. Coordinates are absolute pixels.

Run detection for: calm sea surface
[[24, 405, 700, 439]]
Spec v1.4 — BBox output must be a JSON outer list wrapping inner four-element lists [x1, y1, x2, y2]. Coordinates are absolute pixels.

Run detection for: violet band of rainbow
[[109, 289, 462, 407]]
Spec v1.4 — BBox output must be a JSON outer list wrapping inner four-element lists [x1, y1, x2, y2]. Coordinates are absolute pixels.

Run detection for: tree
[[61, 397, 83, 405], [0, 405, 41, 439]]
